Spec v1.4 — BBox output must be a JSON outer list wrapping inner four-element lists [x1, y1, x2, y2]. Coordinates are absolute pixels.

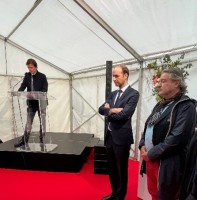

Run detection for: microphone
[[12, 78, 22, 91], [12, 73, 27, 91], [11, 73, 27, 96]]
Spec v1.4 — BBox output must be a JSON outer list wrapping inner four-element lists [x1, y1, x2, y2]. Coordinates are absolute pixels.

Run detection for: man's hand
[[110, 108, 123, 114], [140, 145, 147, 154], [104, 103, 110, 109], [104, 103, 123, 115], [140, 146, 150, 161]]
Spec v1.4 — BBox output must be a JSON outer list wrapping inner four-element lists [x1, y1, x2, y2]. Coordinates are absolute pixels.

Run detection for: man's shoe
[[114, 196, 125, 200], [40, 143, 45, 152], [14, 140, 25, 148], [40, 137, 43, 143], [101, 194, 115, 200]]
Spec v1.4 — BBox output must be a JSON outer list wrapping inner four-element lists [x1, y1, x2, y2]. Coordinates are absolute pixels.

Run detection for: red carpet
[[0, 152, 139, 200]]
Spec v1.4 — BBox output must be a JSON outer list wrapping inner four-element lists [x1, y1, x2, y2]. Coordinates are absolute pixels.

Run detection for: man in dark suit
[[99, 64, 139, 200], [14, 58, 48, 148]]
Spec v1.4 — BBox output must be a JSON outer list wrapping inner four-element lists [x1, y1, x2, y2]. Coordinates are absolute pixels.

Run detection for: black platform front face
[[94, 140, 109, 174], [0, 133, 96, 172]]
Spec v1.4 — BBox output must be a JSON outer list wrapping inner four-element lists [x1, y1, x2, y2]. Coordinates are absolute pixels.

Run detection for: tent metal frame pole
[[70, 75, 74, 133], [72, 113, 98, 133], [71, 45, 197, 75], [72, 86, 103, 120], [0, 0, 70, 77], [74, 0, 144, 62], [0, 35, 5, 40], [134, 63, 143, 160], [71, 83, 104, 133], [4, 40, 8, 75], [143, 43, 197, 59], [0, 73, 69, 80], [72, 67, 140, 81], [73, 73, 106, 80], [144, 46, 197, 62], [4, 39, 70, 75], [71, 60, 139, 75], [6, 0, 43, 40]]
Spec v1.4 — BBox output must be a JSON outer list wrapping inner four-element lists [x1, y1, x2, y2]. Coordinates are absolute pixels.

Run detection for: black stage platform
[[0, 133, 99, 172]]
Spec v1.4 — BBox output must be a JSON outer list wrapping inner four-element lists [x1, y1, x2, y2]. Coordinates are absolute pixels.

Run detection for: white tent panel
[[126, 70, 141, 156], [0, 39, 6, 74], [0, 0, 35, 36], [72, 62, 142, 79], [5, 42, 69, 79], [1, 0, 197, 74], [73, 68, 106, 79], [140, 69, 158, 129], [184, 50, 197, 62], [9, 0, 133, 73], [85, 0, 197, 55], [72, 76, 102, 136], [0, 76, 13, 141], [45, 78, 71, 133], [186, 61, 197, 100]]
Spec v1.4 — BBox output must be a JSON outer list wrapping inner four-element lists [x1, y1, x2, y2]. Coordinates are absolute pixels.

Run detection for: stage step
[[94, 140, 109, 174]]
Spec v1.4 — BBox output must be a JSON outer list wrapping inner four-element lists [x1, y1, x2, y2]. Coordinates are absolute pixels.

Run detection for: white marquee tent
[[0, 0, 197, 160]]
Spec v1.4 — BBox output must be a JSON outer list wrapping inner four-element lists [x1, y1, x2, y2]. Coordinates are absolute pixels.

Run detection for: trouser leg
[[14, 107, 36, 147], [105, 133, 119, 195], [146, 161, 159, 200], [24, 107, 36, 143], [106, 145, 119, 195], [38, 107, 46, 143], [113, 142, 130, 199], [105, 133, 130, 199]]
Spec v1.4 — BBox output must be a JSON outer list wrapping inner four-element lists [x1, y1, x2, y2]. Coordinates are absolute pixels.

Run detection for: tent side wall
[[1, 37, 197, 159], [0, 40, 71, 141]]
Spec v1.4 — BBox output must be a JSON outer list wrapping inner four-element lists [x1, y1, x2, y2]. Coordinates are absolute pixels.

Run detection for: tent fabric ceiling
[[85, 0, 197, 55], [0, 0, 197, 74]]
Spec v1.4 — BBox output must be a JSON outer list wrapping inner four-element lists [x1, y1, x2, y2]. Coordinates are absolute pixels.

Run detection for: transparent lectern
[[10, 91, 57, 152]]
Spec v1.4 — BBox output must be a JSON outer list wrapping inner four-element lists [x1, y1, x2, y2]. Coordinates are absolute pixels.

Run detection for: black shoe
[[14, 136, 27, 148], [101, 194, 115, 200], [40, 137, 43, 143], [40, 143, 45, 152], [14, 140, 25, 148], [114, 196, 125, 200]]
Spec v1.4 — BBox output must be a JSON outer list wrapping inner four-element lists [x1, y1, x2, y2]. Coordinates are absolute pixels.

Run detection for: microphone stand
[[11, 75, 25, 148], [11, 73, 27, 92]]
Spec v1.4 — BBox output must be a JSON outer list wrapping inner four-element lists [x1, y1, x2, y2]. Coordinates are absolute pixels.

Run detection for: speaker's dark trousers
[[24, 104, 46, 142]]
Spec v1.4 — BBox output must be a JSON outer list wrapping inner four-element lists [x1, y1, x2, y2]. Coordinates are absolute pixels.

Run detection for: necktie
[[108, 89, 122, 131], [31, 74, 34, 91], [114, 90, 122, 106]]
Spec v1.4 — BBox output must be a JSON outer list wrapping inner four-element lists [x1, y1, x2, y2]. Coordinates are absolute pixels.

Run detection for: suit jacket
[[18, 71, 48, 108], [99, 86, 139, 145], [18, 71, 48, 92]]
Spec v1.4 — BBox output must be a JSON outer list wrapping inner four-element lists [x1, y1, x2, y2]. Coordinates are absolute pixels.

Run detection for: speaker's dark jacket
[[99, 86, 139, 145], [18, 71, 48, 108]]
